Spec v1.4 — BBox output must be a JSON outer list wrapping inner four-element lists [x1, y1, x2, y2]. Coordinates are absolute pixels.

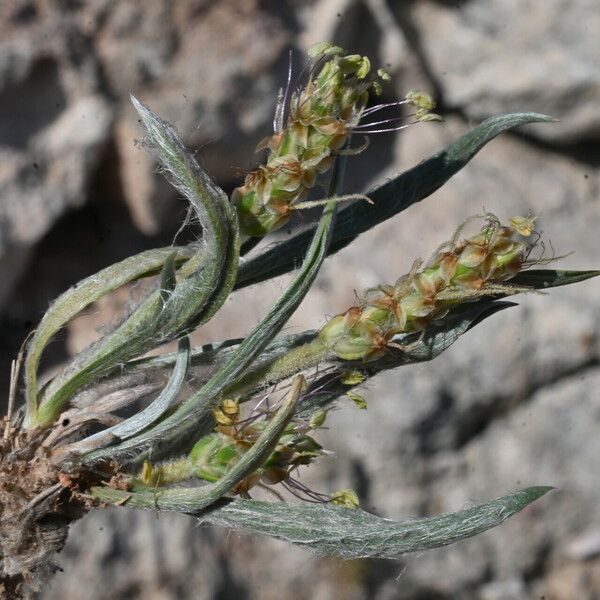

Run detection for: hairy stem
[[227, 338, 330, 399]]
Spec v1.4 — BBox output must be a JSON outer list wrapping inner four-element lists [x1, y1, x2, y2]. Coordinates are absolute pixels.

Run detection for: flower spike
[[319, 214, 543, 361], [232, 44, 440, 240]]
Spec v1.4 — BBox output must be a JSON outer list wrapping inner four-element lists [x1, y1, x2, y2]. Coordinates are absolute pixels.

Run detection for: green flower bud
[[189, 432, 243, 483], [319, 313, 381, 361]]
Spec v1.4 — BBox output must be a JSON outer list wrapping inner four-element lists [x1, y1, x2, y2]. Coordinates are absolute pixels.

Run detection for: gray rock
[[102, 0, 290, 233], [0, 4, 112, 310], [480, 579, 526, 600], [411, 0, 600, 143]]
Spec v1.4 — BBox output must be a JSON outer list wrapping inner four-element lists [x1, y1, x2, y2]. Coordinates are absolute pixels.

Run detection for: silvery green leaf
[[92, 486, 551, 559], [236, 112, 554, 289], [198, 486, 551, 558], [32, 98, 238, 427], [22, 246, 193, 423]]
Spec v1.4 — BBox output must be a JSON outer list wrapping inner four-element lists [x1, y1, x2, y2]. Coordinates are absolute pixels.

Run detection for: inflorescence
[[232, 42, 441, 239]]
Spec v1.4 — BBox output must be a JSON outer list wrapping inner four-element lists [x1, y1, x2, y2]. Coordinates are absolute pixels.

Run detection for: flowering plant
[[1, 44, 597, 598]]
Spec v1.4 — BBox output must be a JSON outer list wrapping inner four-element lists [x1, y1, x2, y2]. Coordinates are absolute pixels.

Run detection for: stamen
[[361, 100, 410, 117], [273, 50, 294, 133], [283, 478, 331, 503], [354, 123, 414, 135], [353, 115, 410, 130]]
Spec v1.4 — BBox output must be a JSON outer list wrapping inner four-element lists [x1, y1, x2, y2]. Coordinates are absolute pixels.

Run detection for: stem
[[227, 338, 330, 399]]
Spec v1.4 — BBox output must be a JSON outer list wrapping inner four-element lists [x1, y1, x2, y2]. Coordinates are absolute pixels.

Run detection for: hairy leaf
[[32, 99, 238, 427], [93, 486, 551, 559], [23, 246, 192, 421], [199, 486, 551, 558]]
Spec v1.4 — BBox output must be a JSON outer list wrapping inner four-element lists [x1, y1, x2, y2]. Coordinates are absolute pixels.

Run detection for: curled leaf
[[32, 98, 238, 428], [23, 246, 193, 425]]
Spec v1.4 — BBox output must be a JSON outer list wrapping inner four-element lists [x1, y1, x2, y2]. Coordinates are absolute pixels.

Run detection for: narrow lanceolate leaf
[[510, 269, 600, 290], [92, 376, 304, 512], [64, 332, 317, 422], [22, 246, 193, 423], [236, 112, 554, 289], [68, 338, 191, 454], [95, 486, 552, 559], [84, 159, 345, 466], [125, 331, 316, 374], [32, 98, 238, 428], [387, 301, 516, 364], [296, 301, 514, 417], [202, 487, 551, 558]]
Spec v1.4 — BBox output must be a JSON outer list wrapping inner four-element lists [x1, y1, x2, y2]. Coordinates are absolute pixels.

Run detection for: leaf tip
[[534, 113, 558, 123], [512, 112, 556, 124], [515, 485, 554, 507], [130, 95, 155, 130], [130, 94, 144, 114]]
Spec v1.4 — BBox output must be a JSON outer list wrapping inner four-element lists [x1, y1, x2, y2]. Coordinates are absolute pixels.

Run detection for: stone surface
[[0, 7, 112, 307], [0, 0, 598, 598], [410, 0, 600, 143]]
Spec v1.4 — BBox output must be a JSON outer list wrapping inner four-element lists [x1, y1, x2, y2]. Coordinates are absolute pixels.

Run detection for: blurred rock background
[[0, 0, 599, 598]]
